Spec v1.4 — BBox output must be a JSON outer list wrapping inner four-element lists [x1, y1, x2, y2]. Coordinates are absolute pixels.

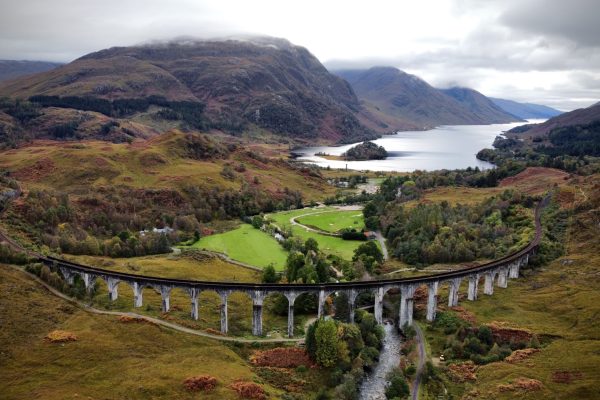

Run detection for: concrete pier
[[347, 289, 358, 323], [467, 275, 479, 301], [509, 261, 520, 279], [374, 287, 385, 324], [497, 268, 508, 288], [317, 289, 327, 319], [106, 277, 120, 301], [285, 292, 298, 338], [59, 267, 74, 285], [252, 290, 266, 336], [426, 281, 439, 322], [131, 282, 144, 307], [399, 285, 417, 328], [218, 290, 230, 334], [448, 278, 462, 307], [484, 272, 495, 295], [159, 285, 172, 312], [82, 272, 96, 293], [188, 288, 200, 320]]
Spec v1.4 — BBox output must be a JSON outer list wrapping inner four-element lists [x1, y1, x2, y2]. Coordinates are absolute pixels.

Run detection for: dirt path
[[412, 324, 426, 400], [3, 264, 303, 344]]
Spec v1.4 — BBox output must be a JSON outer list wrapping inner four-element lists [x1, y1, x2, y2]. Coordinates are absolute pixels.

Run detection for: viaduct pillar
[[426, 281, 439, 322], [467, 274, 479, 301]]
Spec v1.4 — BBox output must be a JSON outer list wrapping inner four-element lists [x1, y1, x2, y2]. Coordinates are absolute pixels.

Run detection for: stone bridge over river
[[27, 196, 548, 338]]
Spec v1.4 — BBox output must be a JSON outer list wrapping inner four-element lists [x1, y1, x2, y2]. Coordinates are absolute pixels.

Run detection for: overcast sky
[[1, 0, 598, 111]]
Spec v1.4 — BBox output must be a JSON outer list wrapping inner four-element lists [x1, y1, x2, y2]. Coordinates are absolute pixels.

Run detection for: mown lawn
[[296, 210, 365, 233], [188, 224, 288, 270]]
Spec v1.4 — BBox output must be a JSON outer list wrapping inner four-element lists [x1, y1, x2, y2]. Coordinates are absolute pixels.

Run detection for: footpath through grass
[[188, 224, 288, 270]]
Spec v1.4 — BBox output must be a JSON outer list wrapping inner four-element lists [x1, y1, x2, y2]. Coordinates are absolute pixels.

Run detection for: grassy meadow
[[267, 207, 370, 260], [296, 209, 365, 233], [0, 265, 285, 400], [0, 132, 334, 201], [188, 224, 288, 270]]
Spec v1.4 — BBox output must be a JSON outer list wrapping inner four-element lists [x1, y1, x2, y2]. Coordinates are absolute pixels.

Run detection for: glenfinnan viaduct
[[33, 198, 547, 338]]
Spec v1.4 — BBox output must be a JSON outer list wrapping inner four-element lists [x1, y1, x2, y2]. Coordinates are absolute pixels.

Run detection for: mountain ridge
[[490, 97, 563, 119], [0, 38, 377, 144], [334, 67, 520, 130], [0, 60, 63, 82]]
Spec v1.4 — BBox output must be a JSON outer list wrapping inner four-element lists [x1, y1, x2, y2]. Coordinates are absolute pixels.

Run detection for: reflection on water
[[359, 322, 402, 400], [295, 121, 544, 172]]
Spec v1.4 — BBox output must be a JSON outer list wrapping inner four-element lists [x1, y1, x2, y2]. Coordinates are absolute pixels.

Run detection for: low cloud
[[0, 0, 597, 110]]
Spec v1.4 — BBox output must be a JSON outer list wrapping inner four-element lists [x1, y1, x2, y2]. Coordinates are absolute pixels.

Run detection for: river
[[294, 120, 544, 172], [359, 322, 402, 399]]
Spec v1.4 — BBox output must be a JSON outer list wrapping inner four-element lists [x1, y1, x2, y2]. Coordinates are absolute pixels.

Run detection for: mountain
[[334, 67, 519, 130], [508, 102, 600, 137], [490, 97, 563, 120], [0, 60, 62, 82], [0, 38, 376, 143], [439, 87, 523, 123]]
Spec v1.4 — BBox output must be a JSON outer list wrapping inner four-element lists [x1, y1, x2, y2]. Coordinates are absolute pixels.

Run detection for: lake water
[[295, 120, 544, 172]]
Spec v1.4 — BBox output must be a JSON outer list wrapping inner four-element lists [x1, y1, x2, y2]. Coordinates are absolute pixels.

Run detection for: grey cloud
[[0, 0, 598, 110], [501, 0, 600, 48]]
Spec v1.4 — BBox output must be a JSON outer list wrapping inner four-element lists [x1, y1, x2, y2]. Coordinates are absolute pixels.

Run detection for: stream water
[[359, 321, 402, 399]]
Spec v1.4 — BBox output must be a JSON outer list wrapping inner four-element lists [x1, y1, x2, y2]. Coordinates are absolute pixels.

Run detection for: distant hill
[[440, 87, 523, 124], [490, 97, 562, 120], [334, 67, 520, 130], [0, 38, 376, 144], [508, 102, 600, 137], [0, 60, 62, 82]]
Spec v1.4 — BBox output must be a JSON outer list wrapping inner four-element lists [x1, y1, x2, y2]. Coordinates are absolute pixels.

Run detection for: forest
[[366, 189, 536, 266]]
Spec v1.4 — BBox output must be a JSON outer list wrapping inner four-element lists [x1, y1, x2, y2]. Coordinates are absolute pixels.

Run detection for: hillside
[[507, 102, 600, 138], [334, 67, 519, 129], [0, 38, 377, 144], [440, 87, 523, 123], [0, 60, 62, 82], [0, 131, 337, 258], [0, 265, 284, 399], [490, 97, 563, 120]]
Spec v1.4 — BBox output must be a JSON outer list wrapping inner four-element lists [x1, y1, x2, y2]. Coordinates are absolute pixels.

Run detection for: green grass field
[[267, 208, 371, 260], [188, 224, 288, 270], [296, 210, 364, 233]]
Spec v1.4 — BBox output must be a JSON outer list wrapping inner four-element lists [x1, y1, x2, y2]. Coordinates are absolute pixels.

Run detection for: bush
[[315, 319, 339, 367], [333, 373, 358, 400], [183, 375, 218, 392], [385, 368, 409, 399], [229, 381, 266, 400]]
